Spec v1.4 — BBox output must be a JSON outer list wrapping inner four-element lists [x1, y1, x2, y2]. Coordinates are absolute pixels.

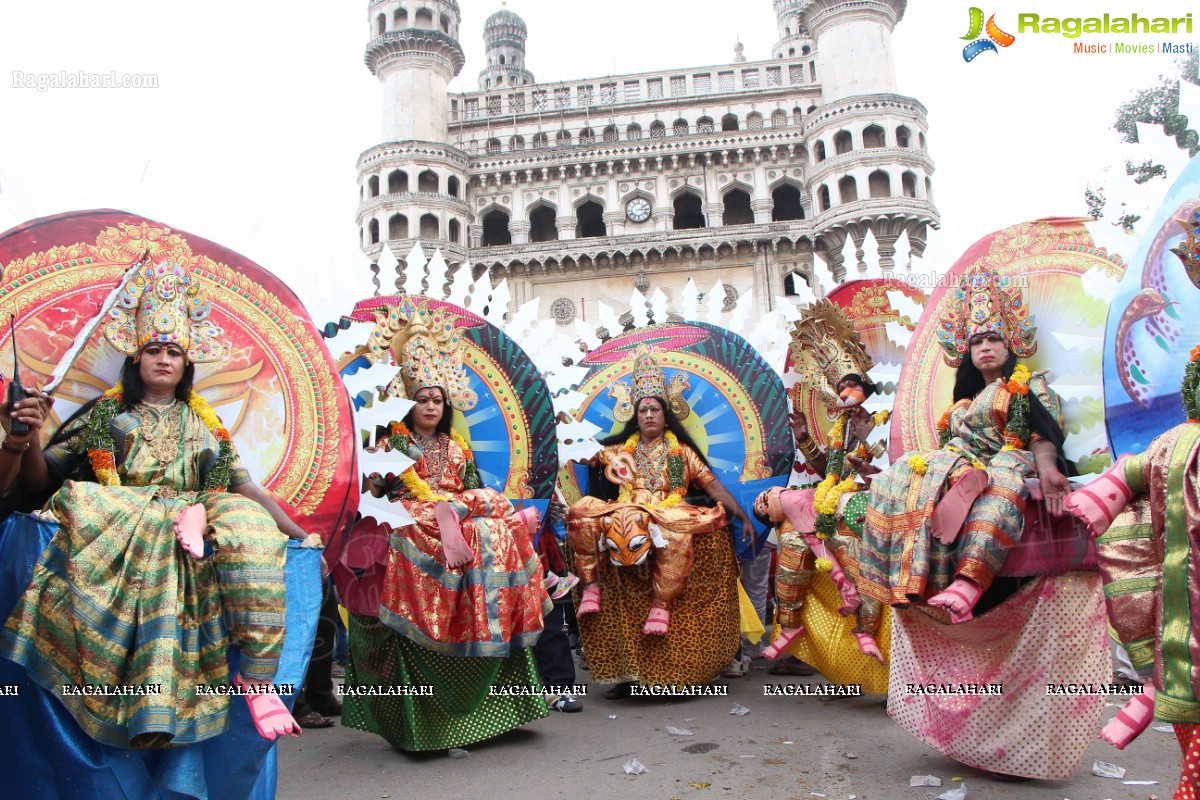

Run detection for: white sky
[[0, 1, 1195, 326]]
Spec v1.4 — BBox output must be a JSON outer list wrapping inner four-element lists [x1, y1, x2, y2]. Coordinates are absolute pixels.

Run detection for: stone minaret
[[357, 0, 470, 283], [478, 7, 535, 91], [794, 0, 939, 280]]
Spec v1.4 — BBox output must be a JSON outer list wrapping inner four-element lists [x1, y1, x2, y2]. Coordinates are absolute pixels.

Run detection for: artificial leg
[[173, 503, 208, 559], [235, 672, 302, 741], [1100, 682, 1156, 749], [1065, 454, 1134, 538], [434, 500, 474, 569], [927, 576, 984, 623], [930, 468, 988, 545]]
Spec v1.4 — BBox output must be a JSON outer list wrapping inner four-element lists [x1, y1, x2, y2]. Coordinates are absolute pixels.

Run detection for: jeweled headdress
[[103, 261, 225, 363], [1169, 204, 1200, 291], [788, 300, 874, 407], [372, 302, 477, 411], [609, 344, 690, 423], [935, 266, 1037, 367]]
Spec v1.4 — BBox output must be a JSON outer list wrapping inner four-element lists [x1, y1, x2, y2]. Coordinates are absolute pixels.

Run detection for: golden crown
[[935, 266, 1037, 367], [369, 300, 477, 411], [103, 261, 225, 363], [788, 300, 874, 402], [609, 344, 690, 423]]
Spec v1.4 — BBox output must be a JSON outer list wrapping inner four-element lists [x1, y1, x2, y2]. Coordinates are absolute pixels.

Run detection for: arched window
[[388, 213, 408, 240], [673, 119, 689, 136], [919, 132, 927, 150], [529, 205, 558, 242], [833, 130, 852, 155], [487, 138, 502, 154], [863, 125, 885, 148], [814, 140, 826, 162], [368, 175, 380, 197], [838, 175, 858, 203], [793, 107, 803, 126], [414, 7, 433, 28], [771, 184, 804, 221], [499, 54, 506, 65], [419, 213, 439, 239], [448, 176, 460, 197], [387, 169, 408, 194], [784, 271, 809, 296], [448, 218, 460, 243], [818, 185, 831, 212], [746, 112, 763, 131], [627, 123, 642, 140], [482, 209, 511, 247], [895, 125, 911, 148], [418, 169, 438, 193], [720, 113, 738, 132], [650, 121, 666, 138], [440, 13, 450, 33], [376, 14, 386, 35], [696, 117, 714, 134], [394, 8, 407, 27], [510, 135, 525, 151], [579, 128, 596, 145], [673, 192, 705, 230], [868, 170, 890, 198], [770, 109, 787, 128], [556, 129, 572, 146], [603, 125, 619, 142], [369, 218, 380, 244], [576, 200, 605, 238], [532, 133, 548, 149], [925, 177, 934, 202], [901, 171, 917, 198], [722, 189, 753, 226], [801, 45, 811, 56]]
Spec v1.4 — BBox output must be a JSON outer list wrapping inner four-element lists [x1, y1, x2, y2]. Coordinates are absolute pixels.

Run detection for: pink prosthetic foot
[[235, 673, 301, 740], [577, 582, 601, 616], [1100, 684, 1156, 749], [927, 577, 984, 624], [762, 626, 806, 660], [643, 605, 670, 636], [434, 501, 474, 569], [853, 631, 884, 664], [1065, 454, 1134, 538], [173, 503, 208, 559], [930, 468, 988, 545], [513, 506, 540, 538]]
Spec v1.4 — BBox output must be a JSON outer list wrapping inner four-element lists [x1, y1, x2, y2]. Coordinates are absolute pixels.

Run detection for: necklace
[[411, 431, 449, 490], [633, 437, 668, 492], [134, 400, 182, 464]]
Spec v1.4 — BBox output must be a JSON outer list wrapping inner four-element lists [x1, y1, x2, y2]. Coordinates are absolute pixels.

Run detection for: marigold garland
[[814, 557, 833, 572], [908, 454, 928, 475], [617, 431, 686, 508], [813, 473, 857, 536], [85, 383, 234, 490], [1184, 343, 1200, 423]]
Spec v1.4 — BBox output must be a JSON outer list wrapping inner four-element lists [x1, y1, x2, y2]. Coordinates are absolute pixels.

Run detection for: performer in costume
[[753, 302, 889, 667], [567, 345, 755, 638], [1, 261, 305, 747], [1064, 228, 1200, 798], [858, 267, 1072, 622], [343, 305, 550, 751]]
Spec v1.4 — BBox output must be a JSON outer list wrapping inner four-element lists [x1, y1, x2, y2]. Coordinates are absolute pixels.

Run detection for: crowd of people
[[2, 257, 1199, 798]]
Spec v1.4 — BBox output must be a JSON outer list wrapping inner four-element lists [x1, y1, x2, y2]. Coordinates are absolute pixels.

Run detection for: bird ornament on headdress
[[935, 266, 1037, 368], [103, 261, 226, 363]]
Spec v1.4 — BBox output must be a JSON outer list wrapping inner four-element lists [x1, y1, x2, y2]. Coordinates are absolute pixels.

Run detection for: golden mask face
[[602, 508, 654, 566]]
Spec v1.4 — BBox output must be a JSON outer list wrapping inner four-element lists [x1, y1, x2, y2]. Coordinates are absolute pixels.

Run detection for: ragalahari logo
[[961, 7, 1016, 61]]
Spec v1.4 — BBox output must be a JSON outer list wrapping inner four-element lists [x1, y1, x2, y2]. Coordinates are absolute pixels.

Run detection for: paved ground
[[278, 658, 1178, 800]]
